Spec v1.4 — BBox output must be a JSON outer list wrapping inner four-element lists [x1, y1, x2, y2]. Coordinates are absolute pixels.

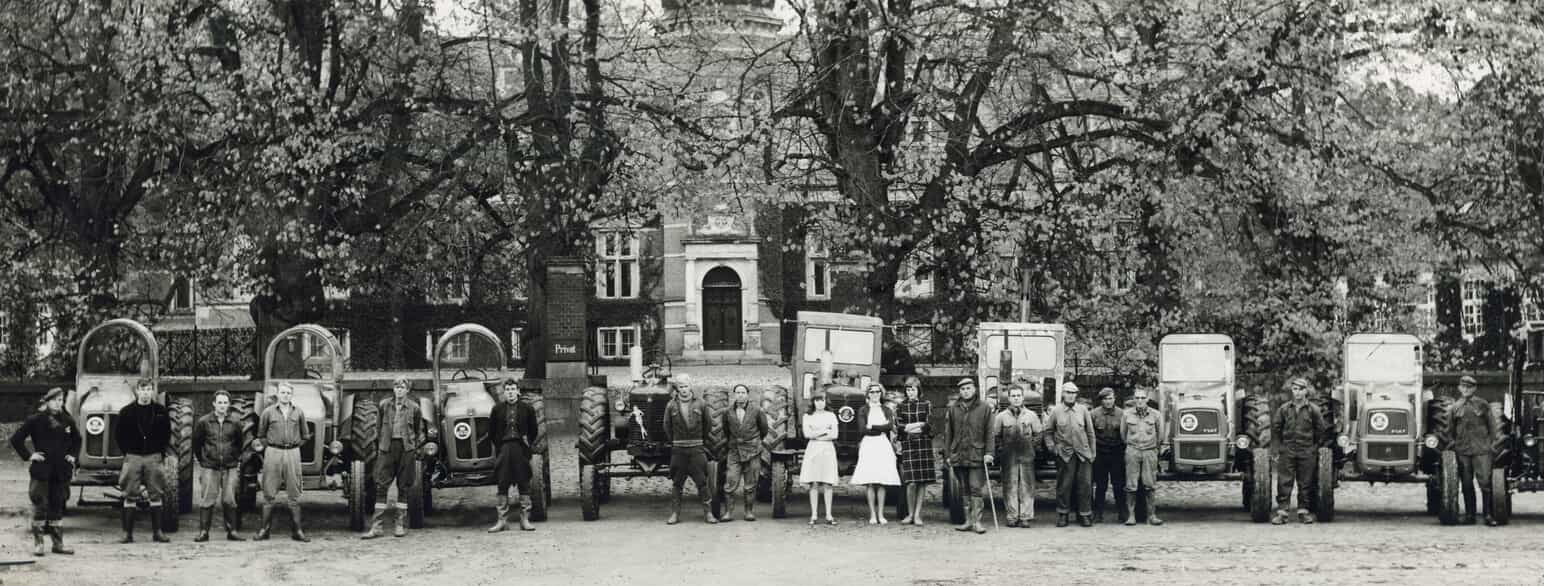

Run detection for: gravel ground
[[2, 434, 1543, 585]]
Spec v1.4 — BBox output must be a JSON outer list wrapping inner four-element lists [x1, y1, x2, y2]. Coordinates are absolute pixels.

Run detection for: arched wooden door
[[701, 267, 742, 351]]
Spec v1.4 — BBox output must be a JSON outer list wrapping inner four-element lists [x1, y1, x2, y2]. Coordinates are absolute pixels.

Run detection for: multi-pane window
[[806, 239, 830, 299], [597, 326, 638, 359], [596, 231, 641, 299], [170, 277, 193, 311], [1461, 279, 1490, 338]]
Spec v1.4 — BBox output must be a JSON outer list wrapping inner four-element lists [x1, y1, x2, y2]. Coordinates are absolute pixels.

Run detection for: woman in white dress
[[850, 383, 901, 525], [799, 392, 839, 525]]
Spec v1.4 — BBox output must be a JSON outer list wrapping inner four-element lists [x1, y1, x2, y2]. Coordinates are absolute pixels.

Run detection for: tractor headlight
[[1526, 435, 1537, 448], [85, 416, 106, 436], [1336, 435, 1350, 448], [1235, 436, 1251, 450], [614, 399, 627, 412], [328, 440, 344, 455], [1423, 435, 1439, 449], [423, 442, 439, 457]]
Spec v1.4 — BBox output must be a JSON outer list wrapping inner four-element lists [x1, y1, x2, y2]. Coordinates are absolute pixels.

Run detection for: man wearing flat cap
[[1043, 381, 1096, 527], [11, 388, 79, 556], [1449, 375, 1501, 526], [1090, 387, 1126, 523], [945, 378, 994, 534], [1271, 377, 1328, 524]]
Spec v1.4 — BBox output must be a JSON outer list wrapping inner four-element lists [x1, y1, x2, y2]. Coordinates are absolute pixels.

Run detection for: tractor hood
[[441, 381, 496, 418], [1161, 381, 1231, 407], [265, 380, 335, 421], [76, 376, 141, 413]]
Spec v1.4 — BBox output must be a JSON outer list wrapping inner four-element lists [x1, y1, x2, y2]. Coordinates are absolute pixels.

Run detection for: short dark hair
[[732, 384, 751, 394], [135, 378, 154, 390], [806, 392, 829, 415], [211, 389, 231, 402], [503, 378, 519, 386]]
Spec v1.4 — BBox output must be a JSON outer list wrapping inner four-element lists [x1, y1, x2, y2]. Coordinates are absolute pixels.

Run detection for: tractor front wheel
[[1249, 448, 1273, 523], [941, 466, 965, 526], [1315, 447, 1335, 523], [770, 459, 788, 519], [405, 460, 426, 529], [170, 397, 195, 517], [1491, 467, 1511, 526], [347, 459, 375, 532], [580, 462, 600, 521], [1438, 450, 1460, 525]]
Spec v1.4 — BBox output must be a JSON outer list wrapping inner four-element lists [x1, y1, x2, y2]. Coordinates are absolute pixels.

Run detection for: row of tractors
[[55, 312, 1544, 528], [64, 319, 549, 532]]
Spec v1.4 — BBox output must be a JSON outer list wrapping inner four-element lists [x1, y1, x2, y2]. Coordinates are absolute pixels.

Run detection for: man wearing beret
[[1044, 382, 1097, 527], [1449, 375, 1502, 526], [945, 378, 994, 534], [10, 387, 79, 556]]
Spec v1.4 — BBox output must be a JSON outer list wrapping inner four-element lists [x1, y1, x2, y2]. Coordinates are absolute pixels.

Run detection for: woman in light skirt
[[851, 383, 901, 524], [799, 392, 839, 525]]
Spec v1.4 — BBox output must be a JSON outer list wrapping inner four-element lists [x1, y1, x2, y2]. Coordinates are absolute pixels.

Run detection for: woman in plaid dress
[[896, 376, 934, 525]]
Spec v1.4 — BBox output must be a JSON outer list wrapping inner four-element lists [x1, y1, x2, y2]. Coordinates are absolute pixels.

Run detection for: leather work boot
[[721, 497, 736, 523], [148, 507, 171, 543], [255, 504, 274, 540], [517, 495, 535, 531], [120, 507, 137, 543], [1055, 513, 1068, 528], [488, 496, 510, 532], [1146, 492, 1164, 526], [46, 522, 73, 555], [743, 494, 756, 522], [289, 506, 310, 542], [1124, 495, 1137, 526], [31, 521, 45, 556], [1297, 508, 1314, 525], [393, 503, 407, 537], [194, 508, 214, 542], [223, 506, 246, 541], [666, 491, 681, 525], [703, 501, 718, 525]]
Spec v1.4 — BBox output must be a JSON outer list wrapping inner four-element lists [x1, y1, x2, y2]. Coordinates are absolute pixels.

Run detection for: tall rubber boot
[[666, 488, 681, 525], [955, 495, 974, 531], [1114, 490, 1128, 524], [194, 508, 214, 542], [969, 497, 986, 534], [254, 504, 273, 540], [1146, 490, 1164, 526], [721, 493, 736, 523], [120, 507, 136, 543], [31, 521, 45, 556], [148, 507, 171, 542], [1482, 491, 1497, 527], [46, 522, 73, 555], [488, 496, 510, 533], [393, 502, 407, 537], [517, 495, 535, 531], [743, 492, 756, 522], [703, 494, 718, 525], [222, 506, 246, 541], [360, 503, 387, 539], [289, 506, 310, 542], [1123, 493, 1138, 526]]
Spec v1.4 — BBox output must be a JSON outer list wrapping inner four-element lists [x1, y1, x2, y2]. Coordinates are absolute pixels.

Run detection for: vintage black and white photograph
[[0, 0, 1542, 584]]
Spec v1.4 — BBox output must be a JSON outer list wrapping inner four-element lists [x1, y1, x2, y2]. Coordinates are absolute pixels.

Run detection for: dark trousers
[[1275, 451, 1315, 512], [1456, 452, 1494, 517], [1092, 450, 1126, 516], [30, 478, 68, 521], [950, 465, 987, 498], [1056, 456, 1094, 516], [374, 440, 416, 503], [670, 445, 711, 506]]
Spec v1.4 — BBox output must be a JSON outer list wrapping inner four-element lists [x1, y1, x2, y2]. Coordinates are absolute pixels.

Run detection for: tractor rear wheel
[[771, 459, 788, 519], [580, 462, 600, 521], [159, 453, 181, 532], [1428, 396, 1455, 449], [170, 397, 195, 518], [758, 386, 790, 503], [704, 388, 729, 461], [1315, 447, 1335, 523], [1491, 467, 1511, 525], [1438, 450, 1460, 525], [529, 452, 549, 522], [1249, 448, 1273, 523], [230, 396, 260, 517], [406, 460, 426, 529], [347, 459, 375, 532], [942, 466, 966, 525], [577, 387, 609, 466], [1241, 392, 1272, 450]]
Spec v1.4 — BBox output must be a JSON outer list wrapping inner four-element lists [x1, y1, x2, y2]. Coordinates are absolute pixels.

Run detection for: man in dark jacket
[[489, 378, 539, 532], [721, 384, 767, 522], [116, 379, 172, 543], [363, 377, 428, 539], [945, 378, 993, 534], [663, 373, 717, 525], [191, 390, 245, 542], [1090, 387, 1126, 523], [1450, 375, 1502, 526], [1044, 382, 1097, 527], [11, 387, 80, 556], [1271, 377, 1328, 525]]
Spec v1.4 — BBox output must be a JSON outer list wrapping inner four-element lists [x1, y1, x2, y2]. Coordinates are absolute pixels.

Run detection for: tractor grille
[[453, 417, 494, 460], [1176, 409, 1221, 436], [1366, 442, 1411, 464], [1178, 442, 1223, 462], [85, 415, 123, 458], [827, 395, 866, 449], [1365, 410, 1410, 436], [633, 395, 671, 441]]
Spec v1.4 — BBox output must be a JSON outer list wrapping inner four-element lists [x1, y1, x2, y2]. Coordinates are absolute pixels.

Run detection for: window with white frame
[[510, 327, 523, 361], [896, 250, 936, 299], [170, 277, 193, 312], [805, 238, 831, 299], [597, 325, 639, 359], [595, 231, 641, 299], [1524, 297, 1544, 324], [0, 310, 9, 354], [1461, 279, 1490, 338]]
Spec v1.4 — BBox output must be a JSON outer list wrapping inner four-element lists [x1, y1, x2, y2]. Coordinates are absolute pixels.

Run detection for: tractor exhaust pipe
[[819, 350, 834, 386], [629, 344, 643, 383]]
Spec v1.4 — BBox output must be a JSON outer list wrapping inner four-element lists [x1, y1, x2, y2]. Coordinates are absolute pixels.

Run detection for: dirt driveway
[[2, 435, 1542, 586]]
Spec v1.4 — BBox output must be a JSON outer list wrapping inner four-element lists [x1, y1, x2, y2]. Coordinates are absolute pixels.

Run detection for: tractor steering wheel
[[452, 368, 486, 381]]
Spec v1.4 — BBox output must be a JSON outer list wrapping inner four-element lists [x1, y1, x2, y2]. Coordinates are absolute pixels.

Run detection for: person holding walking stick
[[945, 378, 994, 534]]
